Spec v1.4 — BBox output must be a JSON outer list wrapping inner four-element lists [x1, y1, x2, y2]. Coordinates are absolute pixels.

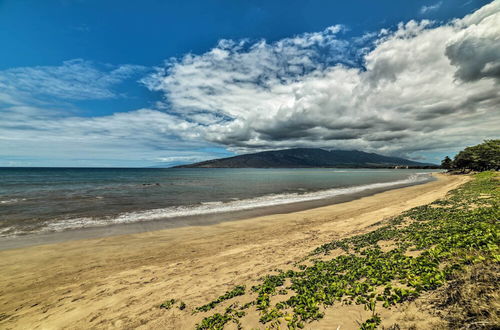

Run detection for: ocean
[[0, 168, 436, 238]]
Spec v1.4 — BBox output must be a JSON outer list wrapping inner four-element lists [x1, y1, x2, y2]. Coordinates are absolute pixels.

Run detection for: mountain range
[[173, 148, 436, 168]]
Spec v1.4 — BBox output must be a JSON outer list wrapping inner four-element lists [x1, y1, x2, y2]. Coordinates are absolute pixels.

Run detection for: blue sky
[[0, 0, 499, 167]]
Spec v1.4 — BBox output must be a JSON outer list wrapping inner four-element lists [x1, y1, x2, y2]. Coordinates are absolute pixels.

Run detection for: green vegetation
[[161, 172, 499, 329], [196, 305, 246, 330], [160, 298, 187, 311], [159, 299, 176, 310], [194, 286, 246, 313], [442, 139, 499, 172]]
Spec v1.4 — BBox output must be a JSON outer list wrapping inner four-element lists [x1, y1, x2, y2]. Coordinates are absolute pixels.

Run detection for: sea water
[[0, 168, 437, 237]]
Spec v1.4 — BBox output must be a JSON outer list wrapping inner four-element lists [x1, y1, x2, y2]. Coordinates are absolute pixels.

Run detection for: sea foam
[[0, 198, 26, 204]]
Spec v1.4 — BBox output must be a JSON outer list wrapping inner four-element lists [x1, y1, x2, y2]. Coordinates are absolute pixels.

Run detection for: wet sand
[[0, 173, 468, 329]]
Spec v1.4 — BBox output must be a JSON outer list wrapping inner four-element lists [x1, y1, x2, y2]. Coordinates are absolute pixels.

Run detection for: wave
[[0, 198, 26, 204], [1, 173, 432, 237], [35, 173, 431, 234]]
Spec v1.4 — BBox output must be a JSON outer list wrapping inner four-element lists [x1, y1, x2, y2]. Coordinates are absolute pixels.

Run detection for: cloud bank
[[142, 1, 500, 160]]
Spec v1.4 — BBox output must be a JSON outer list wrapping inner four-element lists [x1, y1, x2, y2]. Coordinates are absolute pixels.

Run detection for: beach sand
[[0, 173, 468, 329]]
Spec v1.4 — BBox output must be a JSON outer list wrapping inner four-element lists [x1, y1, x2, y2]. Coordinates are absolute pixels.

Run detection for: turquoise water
[[0, 168, 436, 237]]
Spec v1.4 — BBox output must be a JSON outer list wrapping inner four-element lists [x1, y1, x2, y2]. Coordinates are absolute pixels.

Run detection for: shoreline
[[0, 173, 468, 329], [0, 173, 436, 251]]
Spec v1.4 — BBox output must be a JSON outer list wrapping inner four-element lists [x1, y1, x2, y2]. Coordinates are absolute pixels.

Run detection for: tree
[[453, 148, 475, 171], [448, 140, 500, 172], [441, 156, 453, 169]]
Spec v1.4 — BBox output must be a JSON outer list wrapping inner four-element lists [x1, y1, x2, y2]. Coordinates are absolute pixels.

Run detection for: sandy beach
[[0, 173, 468, 329]]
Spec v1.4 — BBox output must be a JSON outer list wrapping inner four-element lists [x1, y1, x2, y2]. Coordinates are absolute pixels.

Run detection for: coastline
[[0, 172, 435, 251], [0, 173, 468, 329]]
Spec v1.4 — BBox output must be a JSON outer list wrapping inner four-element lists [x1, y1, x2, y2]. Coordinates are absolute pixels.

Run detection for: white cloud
[[156, 155, 212, 163], [445, 4, 500, 82], [420, 1, 443, 14], [141, 24, 354, 121], [141, 1, 500, 161], [0, 59, 146, 102], [0, 106, 222, 167]]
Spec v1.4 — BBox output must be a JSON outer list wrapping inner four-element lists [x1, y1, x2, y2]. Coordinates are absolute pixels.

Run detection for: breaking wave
[[17, 173, 433, 235]]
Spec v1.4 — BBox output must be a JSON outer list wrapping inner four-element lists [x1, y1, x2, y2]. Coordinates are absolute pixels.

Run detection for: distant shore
[[0, 173, 468, 329]]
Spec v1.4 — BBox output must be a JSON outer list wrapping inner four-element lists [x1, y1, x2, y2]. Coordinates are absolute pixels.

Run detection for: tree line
[[441, 139, 499, 172]]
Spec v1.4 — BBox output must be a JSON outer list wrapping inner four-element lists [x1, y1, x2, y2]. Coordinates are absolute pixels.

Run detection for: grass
[[425, 259, 499, 329], [161, 171, 499, 329]]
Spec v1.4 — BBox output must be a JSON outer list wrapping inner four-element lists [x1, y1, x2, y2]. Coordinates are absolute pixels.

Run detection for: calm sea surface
[[0, 168, 437, 237]]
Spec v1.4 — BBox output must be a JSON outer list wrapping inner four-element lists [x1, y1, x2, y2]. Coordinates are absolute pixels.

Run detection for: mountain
[[173, 148, 436, 168]]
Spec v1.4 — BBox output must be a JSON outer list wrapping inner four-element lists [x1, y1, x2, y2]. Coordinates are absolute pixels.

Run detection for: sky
[[0, 0, 499, 167]]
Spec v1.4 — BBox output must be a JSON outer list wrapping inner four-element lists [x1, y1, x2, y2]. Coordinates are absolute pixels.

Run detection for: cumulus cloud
[[445, 4, 500, 82], [0, 59, 146, 102], [141, 1, 500, 161], [141, 25, 355, 119]]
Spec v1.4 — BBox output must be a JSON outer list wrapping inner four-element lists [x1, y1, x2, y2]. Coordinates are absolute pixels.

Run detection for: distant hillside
[[173, 148, 436, 168]]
